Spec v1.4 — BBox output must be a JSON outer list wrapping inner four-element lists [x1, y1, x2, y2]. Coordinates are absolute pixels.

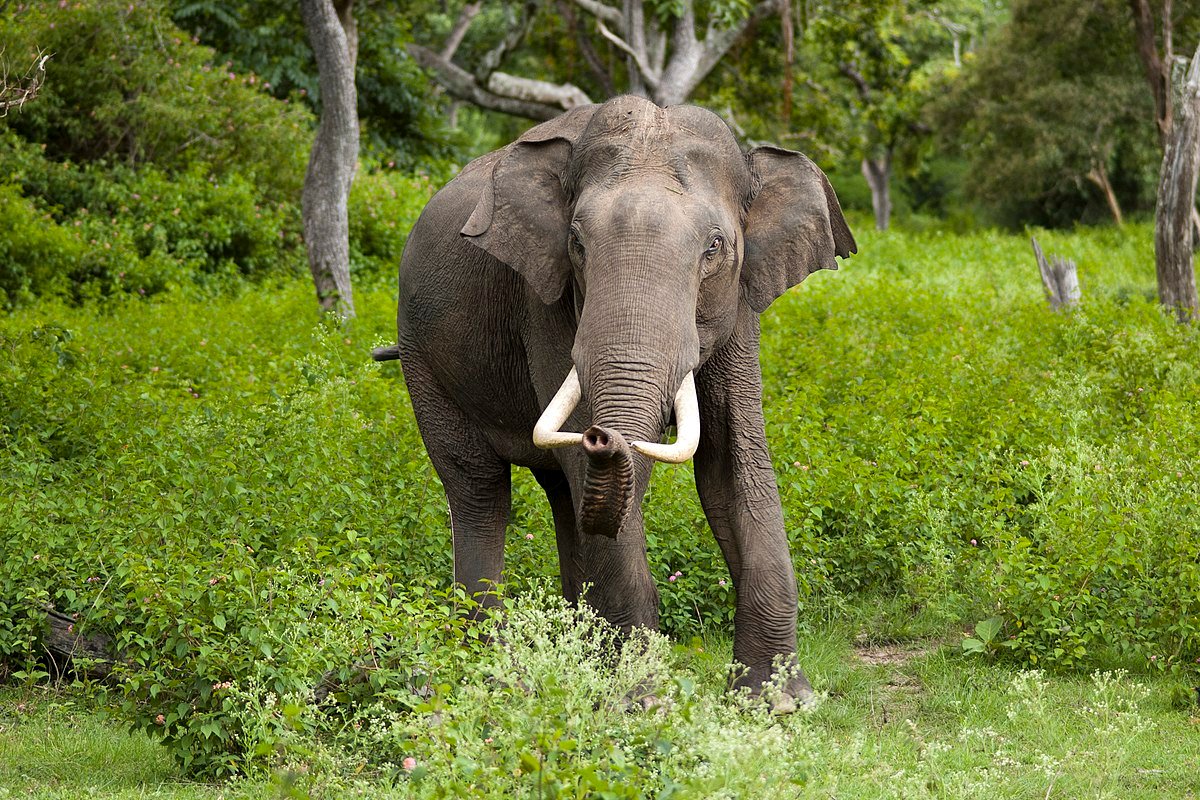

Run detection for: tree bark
[[301, 0, 359, 319], [1128, 0, 1173, 145], [1154, 44, 1200, 321], [442, 2, 483, 60], [42, 606, 117, 680], [781, 0, 794, 122], [1030, 236, 1081, 311], [407, 44, 569, 121], [862, 154, 892, 231]]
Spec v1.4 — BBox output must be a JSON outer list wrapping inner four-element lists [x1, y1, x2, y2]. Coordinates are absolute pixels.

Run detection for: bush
[[1, 223, 1198, 778], [0, 0, 316, 307], [1, 0, 312, 192]]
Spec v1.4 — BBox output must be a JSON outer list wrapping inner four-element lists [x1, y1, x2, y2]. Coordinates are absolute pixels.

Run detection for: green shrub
[[2, 223, 1198, 779], [0, 0, 312, 193], [0, 0, 316, 307]]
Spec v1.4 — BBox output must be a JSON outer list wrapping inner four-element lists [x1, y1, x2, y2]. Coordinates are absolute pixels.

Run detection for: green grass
[[2, 615, 1197, 799], [0, 690, 216, 798], [3, 221, 1199, 792]]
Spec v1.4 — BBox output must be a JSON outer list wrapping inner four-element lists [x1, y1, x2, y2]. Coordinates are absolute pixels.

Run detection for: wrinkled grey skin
[[384, 96, 855, 705]]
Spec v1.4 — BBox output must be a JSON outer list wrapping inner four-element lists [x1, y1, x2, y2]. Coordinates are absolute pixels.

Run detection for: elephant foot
[[731, 659, 817, 715], [605, 676, 671, 714]]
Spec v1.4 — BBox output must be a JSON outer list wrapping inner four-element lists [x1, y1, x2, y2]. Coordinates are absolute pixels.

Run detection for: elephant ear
[[462, 106, 597, 304], [741, 146, 856, 313]]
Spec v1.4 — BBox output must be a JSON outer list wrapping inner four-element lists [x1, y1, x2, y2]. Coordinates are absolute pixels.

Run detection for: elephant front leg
[[693, 310, 813, 710]]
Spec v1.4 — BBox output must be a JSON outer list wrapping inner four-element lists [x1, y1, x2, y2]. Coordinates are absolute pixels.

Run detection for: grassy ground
[[3, 222, 1199, 796], [2, 618, 1197, 799]]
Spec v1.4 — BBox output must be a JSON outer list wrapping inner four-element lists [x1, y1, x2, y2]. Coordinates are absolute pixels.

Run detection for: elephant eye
[[704, 235, 724, 259], [569, 228, 585, 260]]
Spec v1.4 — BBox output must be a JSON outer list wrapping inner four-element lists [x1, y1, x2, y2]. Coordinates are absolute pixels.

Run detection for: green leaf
[[975, 616, 1003, 643]]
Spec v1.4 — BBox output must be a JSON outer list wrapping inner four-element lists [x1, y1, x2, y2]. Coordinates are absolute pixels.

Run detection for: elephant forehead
[[571, 100, 749, 202], [575, 186, 721, 242]]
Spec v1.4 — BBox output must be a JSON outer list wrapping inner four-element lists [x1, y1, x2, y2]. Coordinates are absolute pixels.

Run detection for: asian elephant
[[374, 95, 855, 709]]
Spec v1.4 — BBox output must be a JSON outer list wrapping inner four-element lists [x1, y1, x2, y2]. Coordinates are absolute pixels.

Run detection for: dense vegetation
[[4, 221, 1199, 783], [2, 0, 1199, 794]]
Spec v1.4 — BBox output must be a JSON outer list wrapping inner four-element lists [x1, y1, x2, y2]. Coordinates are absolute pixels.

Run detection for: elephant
[[374, 95, 855, 709]]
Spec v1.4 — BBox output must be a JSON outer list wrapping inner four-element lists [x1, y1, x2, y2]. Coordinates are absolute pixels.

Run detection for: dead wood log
[[42, 606, 117, 680]]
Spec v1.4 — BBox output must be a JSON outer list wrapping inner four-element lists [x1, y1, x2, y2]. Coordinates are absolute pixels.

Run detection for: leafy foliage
[[170, 0, 463, 169], [933, 0, 1154, 226], [3, 223, 1198, 778]]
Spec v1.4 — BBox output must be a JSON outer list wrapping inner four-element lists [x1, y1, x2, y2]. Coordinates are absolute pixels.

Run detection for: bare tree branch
[[558, 0, 617, 96], [0, 50, 50, 116], [570, 0, 623, 28], [487, 72, 591, 108], [408, 43, 564, 121], [838, 62, 872, 101], [693, 0, 782, 86], [441, 1, 483, 60], [1129, 0, 1172, 143], [474, 1, 538, 81], [597, 19, 660, 89]]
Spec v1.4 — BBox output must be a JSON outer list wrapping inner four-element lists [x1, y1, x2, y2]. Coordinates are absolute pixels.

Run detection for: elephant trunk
[[577, 425, 636, 538]]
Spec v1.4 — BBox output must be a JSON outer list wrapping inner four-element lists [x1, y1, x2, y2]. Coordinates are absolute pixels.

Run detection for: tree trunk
[[862, 155, 892, 231], [42, 606, 117, 680], [1155, 44, 1200, 322], [301, 0, 359, 319], [1128, 0, 1173, 145], [780, 0, 794, 122]]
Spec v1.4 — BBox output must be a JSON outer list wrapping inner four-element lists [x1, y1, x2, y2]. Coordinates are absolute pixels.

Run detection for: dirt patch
[[852, 640, 938, 667]]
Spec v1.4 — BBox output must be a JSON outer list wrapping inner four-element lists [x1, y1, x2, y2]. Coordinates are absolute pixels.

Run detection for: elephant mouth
[[532, 367, 700, 464]]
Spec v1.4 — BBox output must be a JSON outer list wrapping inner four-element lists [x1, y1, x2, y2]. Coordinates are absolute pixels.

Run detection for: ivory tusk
[[631, 372, 700, 464], [533, 367, 584, 449]]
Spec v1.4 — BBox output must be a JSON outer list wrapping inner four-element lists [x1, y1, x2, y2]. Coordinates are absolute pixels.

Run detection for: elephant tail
[[372, 344, 401, 362]]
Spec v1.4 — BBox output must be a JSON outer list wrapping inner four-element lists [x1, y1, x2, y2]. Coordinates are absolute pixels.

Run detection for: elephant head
[[462, 96, 854, 539]]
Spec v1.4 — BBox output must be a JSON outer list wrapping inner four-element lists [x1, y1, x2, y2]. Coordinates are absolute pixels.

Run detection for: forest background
[[2, 1, 1200, 797]]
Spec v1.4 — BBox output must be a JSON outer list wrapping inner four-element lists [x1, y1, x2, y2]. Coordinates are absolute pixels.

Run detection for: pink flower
[[402, 757, 417, 771], [718, 579, 726, 587], [1019, 460, 1030, 467], [970, 539, 977, 546], [668, 575, 677, 582], [525, 533, 534, 540], [154, 714, 165, 725], [673, 571, 682, 578]]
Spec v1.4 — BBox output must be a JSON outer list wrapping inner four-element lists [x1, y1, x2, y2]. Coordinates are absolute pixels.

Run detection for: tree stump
[[1030, 237, 1080, 310]]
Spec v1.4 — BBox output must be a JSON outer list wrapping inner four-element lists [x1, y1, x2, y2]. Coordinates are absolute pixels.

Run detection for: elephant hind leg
[[402, 354, 511, 608], [532, 468, 584, 604]]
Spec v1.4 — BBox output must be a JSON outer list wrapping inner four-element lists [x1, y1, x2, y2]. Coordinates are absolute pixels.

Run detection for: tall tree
[[802, 0, 977, 231], [1154, 41, 1200, 319], [300, 0, 358, 319], [939, 0, 1158, 228], [1126, 0, 1200, 318], [409, 0, 786, 120]]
